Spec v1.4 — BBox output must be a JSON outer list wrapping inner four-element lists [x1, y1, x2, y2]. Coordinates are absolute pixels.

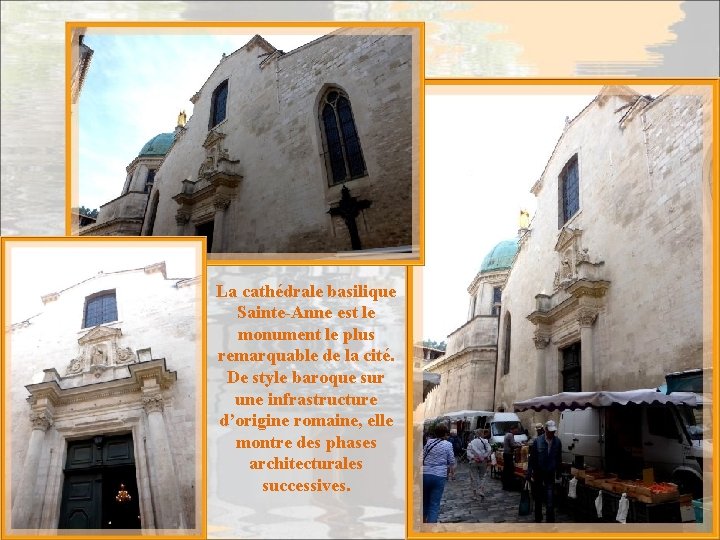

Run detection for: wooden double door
[[59, 434, 141, 529]]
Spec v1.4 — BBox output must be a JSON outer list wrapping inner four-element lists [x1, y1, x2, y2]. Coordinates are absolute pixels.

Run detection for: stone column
[[12, 409, 52, 529], [579, 311, 597, 391], [175, 212, 190, 236], [533, 333, 550, 396], [142, 384, 185, 529], [211, 195, 231, 253]]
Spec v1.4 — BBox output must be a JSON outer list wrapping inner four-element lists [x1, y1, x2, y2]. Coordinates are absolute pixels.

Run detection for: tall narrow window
[[209, 80, 228, 129], [492, 286, 502, 316], [144, 170, 156, 193], [320, 89, 366, 184], [561, 342, 581, 391], [558, 154, 580, 226], [145, 191, 160, 236], [502, 312, 511, 375], [83, 290, 117, 328]]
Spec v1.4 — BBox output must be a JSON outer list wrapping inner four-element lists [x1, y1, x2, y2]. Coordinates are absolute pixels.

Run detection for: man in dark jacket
[[526, 419, 562, 522]]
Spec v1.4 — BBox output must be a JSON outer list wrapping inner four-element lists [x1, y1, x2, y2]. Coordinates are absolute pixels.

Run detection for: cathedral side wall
[[150, 33, 413, 253], [495, 91, 706, 414]]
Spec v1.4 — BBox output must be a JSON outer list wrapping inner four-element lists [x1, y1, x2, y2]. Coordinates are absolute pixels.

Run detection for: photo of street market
[[416, 85, 713, 527]]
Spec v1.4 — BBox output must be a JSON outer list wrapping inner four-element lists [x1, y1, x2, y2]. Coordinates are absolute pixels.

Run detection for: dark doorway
[[59, 434, 141, 529], [195, 220, 214, 252], [561, 341, 582, 392]]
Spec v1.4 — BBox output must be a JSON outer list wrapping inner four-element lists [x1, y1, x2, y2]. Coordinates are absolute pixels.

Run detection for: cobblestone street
[[436, 462, 573, 523]]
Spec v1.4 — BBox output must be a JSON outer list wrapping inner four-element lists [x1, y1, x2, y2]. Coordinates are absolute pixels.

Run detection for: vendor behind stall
[[502, 425, 521, 490], [527, 420, 562, 523]]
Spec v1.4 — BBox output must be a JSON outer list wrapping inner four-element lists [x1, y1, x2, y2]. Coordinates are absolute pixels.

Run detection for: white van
[[485, 412, 528, 446]]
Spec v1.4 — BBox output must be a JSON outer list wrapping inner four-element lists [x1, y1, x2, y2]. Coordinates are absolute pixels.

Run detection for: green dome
[[480, 239, 519, 273], [138, 133, 174, 157]]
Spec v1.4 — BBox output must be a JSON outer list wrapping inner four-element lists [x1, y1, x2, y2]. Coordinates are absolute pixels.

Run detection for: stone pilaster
[[578, 310, 598, 391], [142, 384, 185, 529], [175, 212, 190, 236], [211, 195, 231, 253], [533, 331, 551, 396], [12, 409, 53, 529]]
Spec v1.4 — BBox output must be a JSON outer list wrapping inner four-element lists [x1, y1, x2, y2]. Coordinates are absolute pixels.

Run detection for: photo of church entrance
[[3, 241, 203, 534], [60, 434, 141, 529]]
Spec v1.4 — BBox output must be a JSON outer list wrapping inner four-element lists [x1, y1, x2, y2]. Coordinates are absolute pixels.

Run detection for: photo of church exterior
[[78, 28, 418, 258], [5, 252, 202, 533], [422, 85, 711, 424]]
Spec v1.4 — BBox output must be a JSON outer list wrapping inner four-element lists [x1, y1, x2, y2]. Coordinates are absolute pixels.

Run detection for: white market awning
[[440, 409, 494, 419], [513, 389, 698, 412]]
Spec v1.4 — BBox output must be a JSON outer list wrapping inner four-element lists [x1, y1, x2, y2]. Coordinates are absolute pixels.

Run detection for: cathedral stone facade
[[8, 262, 200, 532], [422, 86, 710, 427], [494, 86, 709, 417], [80, 30, 416, 256]]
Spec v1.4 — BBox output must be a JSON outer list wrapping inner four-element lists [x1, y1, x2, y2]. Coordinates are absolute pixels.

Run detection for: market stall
[[513, 390, 701, 523]]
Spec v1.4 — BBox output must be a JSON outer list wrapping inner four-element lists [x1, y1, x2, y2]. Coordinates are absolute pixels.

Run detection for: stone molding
[[26, 359, 177, 408], [527, 279, 609, 327], [423, 345, 498, 373]]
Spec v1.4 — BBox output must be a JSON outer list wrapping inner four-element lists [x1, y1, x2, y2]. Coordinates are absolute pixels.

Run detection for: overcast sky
[[7, 242, 200, 323], [78, 30, 325, 210]]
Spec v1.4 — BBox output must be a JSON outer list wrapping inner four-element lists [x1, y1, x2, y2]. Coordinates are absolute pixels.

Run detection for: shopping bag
[[518, 481, 531, 516]]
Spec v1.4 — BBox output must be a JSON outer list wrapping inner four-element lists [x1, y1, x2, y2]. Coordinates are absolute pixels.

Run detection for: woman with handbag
[[422, 424, 456, 523], [466, 429, 492, 499]]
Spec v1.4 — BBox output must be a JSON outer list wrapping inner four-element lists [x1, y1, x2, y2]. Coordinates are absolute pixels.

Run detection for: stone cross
[[329, 185, 371, 250]]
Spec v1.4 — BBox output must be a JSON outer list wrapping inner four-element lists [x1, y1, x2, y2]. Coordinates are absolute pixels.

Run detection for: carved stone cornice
[[527, 278, 610, 327], [565, 279, 610, 299], [25, 359, 177, 408], [172, 173, 241, 207]]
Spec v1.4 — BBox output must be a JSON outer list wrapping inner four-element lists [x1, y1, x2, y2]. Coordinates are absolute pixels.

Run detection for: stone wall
[[423, 315, 498, 418]]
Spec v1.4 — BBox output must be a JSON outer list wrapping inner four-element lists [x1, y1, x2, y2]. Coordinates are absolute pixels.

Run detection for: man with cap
[[526, 419, 562, 522], [530, 422, 545, 444]]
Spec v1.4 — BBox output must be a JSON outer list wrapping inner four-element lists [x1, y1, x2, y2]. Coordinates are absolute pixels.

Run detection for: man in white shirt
[[466, 429, 492, 499]]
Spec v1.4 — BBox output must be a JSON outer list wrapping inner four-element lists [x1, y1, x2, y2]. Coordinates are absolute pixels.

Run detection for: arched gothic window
[[502, 312, 511, 375], [209, 80, 228, 129], [320, 89, 366, 185]]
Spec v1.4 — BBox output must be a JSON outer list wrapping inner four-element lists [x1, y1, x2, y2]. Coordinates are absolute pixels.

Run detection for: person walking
[[502, 425, 521, 490], [466, 429, 492, 499], [422, 424, 456, 523], [526, 419, 563, 522]]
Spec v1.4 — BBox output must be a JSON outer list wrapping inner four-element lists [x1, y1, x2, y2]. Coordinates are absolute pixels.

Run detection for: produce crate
[[632, 500, 681, 523]]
